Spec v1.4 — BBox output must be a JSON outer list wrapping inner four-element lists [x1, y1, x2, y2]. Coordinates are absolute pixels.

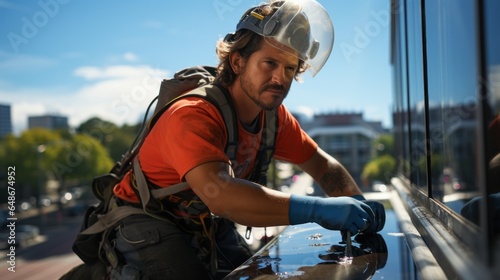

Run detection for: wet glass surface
[[225, 203, 420, 279]]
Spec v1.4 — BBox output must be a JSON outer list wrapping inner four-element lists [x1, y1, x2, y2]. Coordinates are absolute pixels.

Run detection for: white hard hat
[[230, 0, 334, 77]]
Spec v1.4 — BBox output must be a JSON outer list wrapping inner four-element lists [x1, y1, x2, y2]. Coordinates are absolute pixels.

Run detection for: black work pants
[[110, 214, 253, 280]]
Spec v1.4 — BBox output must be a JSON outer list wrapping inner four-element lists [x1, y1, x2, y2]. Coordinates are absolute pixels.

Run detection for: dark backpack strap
[[135, 84, 276, 205], [149, 84, 239, 164], [246, 108, 278, 184], [153, 66, 217, 115], [259, 109, 279, 184], [203, 84, 238, 162], [128, 84, 239, 212], [79, 206, 145, 235]]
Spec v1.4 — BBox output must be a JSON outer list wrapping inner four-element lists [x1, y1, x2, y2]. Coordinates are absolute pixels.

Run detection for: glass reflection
[[406, 0, 427, 192], [225, 230, 388, 280], [225, 208, 420, 280], [485, 0, 500, 236], [424, 0, 480, 214], [393, 0, 411, 181], [461, 0, 500, 235]]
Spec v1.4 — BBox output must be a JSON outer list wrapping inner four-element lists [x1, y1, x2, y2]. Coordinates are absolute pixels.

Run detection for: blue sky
[[0, 0, 392, 134]]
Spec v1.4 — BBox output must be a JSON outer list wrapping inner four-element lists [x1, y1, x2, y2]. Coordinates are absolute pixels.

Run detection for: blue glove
[[351, 195, 386, 233], [289, 194, 375, 236]]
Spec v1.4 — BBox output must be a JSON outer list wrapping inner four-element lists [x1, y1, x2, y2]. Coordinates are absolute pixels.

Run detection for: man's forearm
[[298, 147, 364, 197], [319, 161, 362, 197]]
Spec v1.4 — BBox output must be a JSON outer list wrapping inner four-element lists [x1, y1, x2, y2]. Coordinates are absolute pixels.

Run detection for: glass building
[[0, 103, 12, 137], [28, 114, 69, 130], [391, 0, 500, 278]]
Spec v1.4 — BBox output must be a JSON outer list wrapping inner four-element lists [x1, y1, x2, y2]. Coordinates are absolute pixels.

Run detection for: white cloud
[[123, 52, 138, 62], [1, 64, 171, 134], [294, 106, 315, 120], [363, 105, 384, 122], [11, 101, 45, 132], [73, 67, 103, 80]]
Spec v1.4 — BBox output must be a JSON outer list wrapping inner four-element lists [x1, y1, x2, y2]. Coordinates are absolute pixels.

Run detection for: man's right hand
[[289, 194, 375, 235], [360, 200, 385, 233], [350, 195, 386, 234]]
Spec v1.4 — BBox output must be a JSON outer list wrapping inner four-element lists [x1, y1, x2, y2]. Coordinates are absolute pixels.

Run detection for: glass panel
[[484, 0, 500, 238], [424, 0, 480, 216], [406, 0, 427, 192], [393, 0, 411, 181]]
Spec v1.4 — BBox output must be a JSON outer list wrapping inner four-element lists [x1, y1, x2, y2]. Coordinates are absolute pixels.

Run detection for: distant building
[[304, 112, 382, 188], [0, 103, 13, 137], [28, 114, 69, 130]]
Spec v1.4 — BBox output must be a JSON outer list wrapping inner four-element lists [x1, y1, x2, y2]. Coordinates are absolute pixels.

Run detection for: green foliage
[[0, 114, 144, 203], [362, 154, 397, 184], [373, 134, 394, 158], [0, 129, 62, 190], [362, 134, 397, 184], [76, 117, 138, 161], [104, 129, 137, 161], [50, 134, 114, 183], [76, 117, 119, 146], [0, 127, 114, 200]]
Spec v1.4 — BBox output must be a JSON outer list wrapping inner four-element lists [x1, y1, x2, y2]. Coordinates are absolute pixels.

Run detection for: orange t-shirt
[[114, 94, 318, 203]]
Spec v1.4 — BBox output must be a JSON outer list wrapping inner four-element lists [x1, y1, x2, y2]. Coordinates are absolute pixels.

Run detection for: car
[[17, 200, 34, 212], [0, 209, 11, 227], [372, 181, 389, 192]]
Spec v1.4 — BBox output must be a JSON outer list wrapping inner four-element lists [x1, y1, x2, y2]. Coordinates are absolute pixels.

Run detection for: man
[[112, 1, 385, 279]]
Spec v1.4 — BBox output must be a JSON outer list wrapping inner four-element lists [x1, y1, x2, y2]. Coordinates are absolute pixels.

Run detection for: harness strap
[[198, 85, 238, 163], [260, 109, 278, 182], [150, 182, 189, 199], [245, 109, 278, 184], [79, 203, 145, 235], [83, 85, 278, 236], [150, 84, 239, 163], [79, 156, 174, 236], [100, 228, 119, 268], [133, 156, 151, 212]]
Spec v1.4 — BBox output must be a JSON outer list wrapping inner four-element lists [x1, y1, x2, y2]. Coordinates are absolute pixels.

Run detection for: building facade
[[0, 103, 12, 137], [28, 114, 69, 130], [391, 0, 500, 278], [306, 113, 383, 188]]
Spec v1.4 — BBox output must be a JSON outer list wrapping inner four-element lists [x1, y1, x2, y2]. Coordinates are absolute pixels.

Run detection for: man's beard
[[239, 72, 289, 110]]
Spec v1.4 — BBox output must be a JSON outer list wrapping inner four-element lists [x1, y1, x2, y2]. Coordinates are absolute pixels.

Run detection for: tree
[[0, 128, 62, 198], [0, 128, 114, 201], [362, 134, 397, 185], [362, 155, 397, 184], [373, 134, 394, 158], [105, 128, 137, 161], [76, 117, 119, 147], [77, 117, 138, 161], [50, 133, 114, 188]]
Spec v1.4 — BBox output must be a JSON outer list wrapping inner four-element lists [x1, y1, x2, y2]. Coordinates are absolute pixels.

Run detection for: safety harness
[[72, 66, 278, 275]]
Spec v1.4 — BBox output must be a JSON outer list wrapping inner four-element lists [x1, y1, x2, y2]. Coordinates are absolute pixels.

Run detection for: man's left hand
[[351, 195, 386, 233]]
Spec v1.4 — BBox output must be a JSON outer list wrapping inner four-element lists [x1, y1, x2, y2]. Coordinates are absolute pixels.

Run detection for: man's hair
[[214, 4, 308, 87]]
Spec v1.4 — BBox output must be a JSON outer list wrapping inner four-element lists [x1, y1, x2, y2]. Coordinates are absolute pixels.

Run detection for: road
[[0, 208, 84, 280]]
